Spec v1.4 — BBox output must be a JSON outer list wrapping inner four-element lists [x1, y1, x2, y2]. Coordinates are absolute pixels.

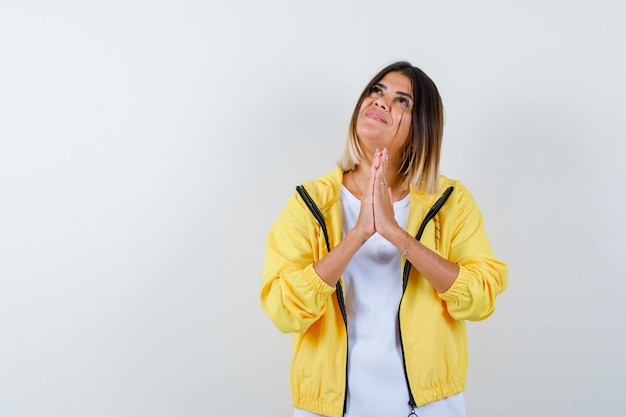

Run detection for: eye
[[395, 96, 411, 108], [370, 85, 383, 96]]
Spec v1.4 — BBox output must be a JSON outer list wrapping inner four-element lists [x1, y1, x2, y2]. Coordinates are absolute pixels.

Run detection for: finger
[[382, 147, 388, 187], [372, 148, 382, 170], [373, 163, 382, 185], [376, 165, 388, 189], [367, 152, 382, 191]]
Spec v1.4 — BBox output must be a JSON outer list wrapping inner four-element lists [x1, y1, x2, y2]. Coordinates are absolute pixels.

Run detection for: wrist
[[398, 232, 411, 256], [346, 226, 372, 248]]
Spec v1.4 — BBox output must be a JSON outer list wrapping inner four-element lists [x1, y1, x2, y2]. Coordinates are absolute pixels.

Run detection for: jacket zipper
[[295, 185, 349, 415], [335, 282, 349, 416], [399, 259, 418, 416], [397, 186, 455, 417]]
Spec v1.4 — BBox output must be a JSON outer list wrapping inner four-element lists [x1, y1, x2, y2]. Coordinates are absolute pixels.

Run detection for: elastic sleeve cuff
[[303, 263, 336, 298], [439, 267, 471, 301]]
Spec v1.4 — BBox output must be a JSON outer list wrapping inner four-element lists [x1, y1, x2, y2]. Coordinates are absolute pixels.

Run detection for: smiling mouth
[[365, 110, 387, 124]]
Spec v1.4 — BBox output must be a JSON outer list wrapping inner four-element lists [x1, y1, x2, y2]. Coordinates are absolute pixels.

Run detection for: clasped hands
[[355, 148, 403, 243]]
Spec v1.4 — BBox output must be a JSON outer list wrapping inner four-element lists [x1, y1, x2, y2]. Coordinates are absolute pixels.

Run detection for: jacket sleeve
[[260, 193, 336, 333], [438, 183, 508, 321]]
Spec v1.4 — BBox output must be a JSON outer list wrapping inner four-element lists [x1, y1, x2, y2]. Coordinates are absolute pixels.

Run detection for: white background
[[1, 1, 625, 416]]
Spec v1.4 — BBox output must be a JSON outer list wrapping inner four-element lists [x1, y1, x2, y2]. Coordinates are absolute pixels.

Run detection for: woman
[[260, 61, 508, 417]]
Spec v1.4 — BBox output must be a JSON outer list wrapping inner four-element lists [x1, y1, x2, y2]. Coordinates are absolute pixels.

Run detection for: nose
[[374, 96, 389, 111]]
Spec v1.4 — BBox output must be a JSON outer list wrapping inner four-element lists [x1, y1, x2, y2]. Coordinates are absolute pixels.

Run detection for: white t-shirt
[[294, 185, 466, 417]]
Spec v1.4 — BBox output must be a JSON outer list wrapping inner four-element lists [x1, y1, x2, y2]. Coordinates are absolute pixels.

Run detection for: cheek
[[359, 97, 374, 110], [399, 112, 412, 129], [356, 99, 373, 124], [398, 114, 413, 139]]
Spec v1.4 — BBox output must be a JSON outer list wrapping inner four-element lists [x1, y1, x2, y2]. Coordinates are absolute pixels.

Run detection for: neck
[[350, 166, 407, 201], [353, 153, 404, 189]]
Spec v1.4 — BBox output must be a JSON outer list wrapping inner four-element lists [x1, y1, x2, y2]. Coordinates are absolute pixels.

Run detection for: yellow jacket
[[261, 168, 508, 417]]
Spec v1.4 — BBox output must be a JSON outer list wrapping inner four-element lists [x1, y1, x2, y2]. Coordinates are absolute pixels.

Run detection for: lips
[[365, 109, 387, 124]]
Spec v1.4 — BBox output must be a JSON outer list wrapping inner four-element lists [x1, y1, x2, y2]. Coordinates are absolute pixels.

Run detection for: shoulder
[[410, 175, 480, 215], [411, 175, 473, 207], [439, 175, 472, 200], [297, 167, 343, 210], [437, 175, 485, 223]]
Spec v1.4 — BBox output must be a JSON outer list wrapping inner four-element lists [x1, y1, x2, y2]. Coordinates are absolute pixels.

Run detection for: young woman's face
[[355, 71, 413, 155]]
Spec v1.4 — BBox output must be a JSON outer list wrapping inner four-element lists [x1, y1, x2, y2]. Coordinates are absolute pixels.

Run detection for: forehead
[[378, 71, 412, 95]]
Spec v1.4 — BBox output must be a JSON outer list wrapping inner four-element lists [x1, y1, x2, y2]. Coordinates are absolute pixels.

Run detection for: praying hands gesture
[[313, 147, 459, 293], [354, 147, 401, 243]]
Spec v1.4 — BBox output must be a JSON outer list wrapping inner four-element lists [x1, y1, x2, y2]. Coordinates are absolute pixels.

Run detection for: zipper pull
[[407, 406, 418, 417]]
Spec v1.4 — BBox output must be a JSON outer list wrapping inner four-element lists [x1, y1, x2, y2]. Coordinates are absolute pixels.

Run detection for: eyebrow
[[374, 82, 413, 101]]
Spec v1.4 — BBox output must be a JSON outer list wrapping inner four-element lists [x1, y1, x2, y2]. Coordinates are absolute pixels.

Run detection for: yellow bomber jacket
[[260, 168, 508, 417]]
